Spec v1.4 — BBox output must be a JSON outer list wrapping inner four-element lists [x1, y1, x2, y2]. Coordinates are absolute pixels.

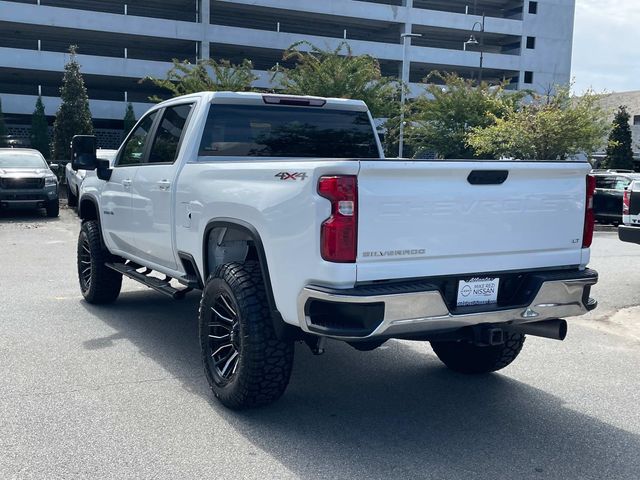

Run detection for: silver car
[[0, 148, 59, 217]]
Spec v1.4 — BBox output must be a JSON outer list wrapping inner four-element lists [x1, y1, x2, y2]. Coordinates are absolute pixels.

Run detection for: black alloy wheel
[[79, 235, 92, 293], [76, 220, 122, 304], [199, 262, 294, 409], [206, 292, 242, 382]]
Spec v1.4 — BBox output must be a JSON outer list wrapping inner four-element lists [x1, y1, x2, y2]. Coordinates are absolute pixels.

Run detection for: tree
[[0, 97, 7, 142], [273, 41, 403, 155], [406, 72, 525, 159], [602, 105, 634, 170], [52, 46, 94, 161], [30, 96, 50, 158], [123, 102, 136, 138], [467, 86, 609, 160], [143, 58, 257, 101], [273, 41, 400, 119], [379, 95, 406, 158]]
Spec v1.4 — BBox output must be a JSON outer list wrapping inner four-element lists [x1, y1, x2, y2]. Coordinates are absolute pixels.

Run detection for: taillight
[[318, 176, 358, 263], [583, 174, 596, 248], [623, 188, 631, 215]]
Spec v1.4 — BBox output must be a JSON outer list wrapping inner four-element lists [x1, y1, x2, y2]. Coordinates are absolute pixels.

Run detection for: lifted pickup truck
[[72, 92, 599, 409]]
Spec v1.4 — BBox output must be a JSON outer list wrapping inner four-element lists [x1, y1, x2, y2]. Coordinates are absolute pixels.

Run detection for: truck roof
[[154, 91, 370, 112]]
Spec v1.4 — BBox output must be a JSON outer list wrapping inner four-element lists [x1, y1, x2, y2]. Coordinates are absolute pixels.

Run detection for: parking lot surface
[[1, 208, 640, 480]]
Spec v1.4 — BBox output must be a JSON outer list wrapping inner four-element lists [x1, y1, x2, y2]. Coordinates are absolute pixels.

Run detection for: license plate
[[457, 277, 500, 307]]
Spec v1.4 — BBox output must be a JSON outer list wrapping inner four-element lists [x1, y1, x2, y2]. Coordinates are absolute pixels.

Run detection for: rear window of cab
[[198, 104, 379, 158]]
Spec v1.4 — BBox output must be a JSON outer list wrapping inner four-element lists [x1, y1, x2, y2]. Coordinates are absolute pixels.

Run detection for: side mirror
[[71, 135, 97, 171], [96, 158, 113, 182], [48, 163, 60, 172]]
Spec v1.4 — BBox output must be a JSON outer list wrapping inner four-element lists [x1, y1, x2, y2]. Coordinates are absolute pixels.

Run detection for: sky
[[571, 0, 640, 95]]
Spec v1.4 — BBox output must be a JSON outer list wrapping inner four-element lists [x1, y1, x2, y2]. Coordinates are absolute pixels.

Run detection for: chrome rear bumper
[[298, 269, 598, 341]]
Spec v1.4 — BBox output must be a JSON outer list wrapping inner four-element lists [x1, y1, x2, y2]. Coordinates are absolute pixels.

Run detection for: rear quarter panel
[[175, 158, 360, 325]]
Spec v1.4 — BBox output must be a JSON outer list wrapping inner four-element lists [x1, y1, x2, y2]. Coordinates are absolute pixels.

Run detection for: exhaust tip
[[558, 320, 568, 341], [505, 319, 568, 341]]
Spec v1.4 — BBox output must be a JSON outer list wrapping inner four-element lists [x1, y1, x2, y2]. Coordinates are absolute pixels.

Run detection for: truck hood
[[0, 168, 52, 178]]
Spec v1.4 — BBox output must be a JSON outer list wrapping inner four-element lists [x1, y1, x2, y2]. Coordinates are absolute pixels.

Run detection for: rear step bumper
[[297, 269, 598, 340]]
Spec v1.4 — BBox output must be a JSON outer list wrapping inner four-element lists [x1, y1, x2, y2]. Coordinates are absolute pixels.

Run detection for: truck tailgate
[[356, 161, 590, 282]]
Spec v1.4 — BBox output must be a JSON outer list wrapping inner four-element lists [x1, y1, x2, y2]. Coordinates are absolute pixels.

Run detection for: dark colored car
[[593, 173, 640, 225], [0, 148, 60, 217]]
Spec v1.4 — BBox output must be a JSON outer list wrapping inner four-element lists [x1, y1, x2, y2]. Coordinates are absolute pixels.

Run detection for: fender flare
[[78, 194, 100, 222], [202, 218, 294, 339]]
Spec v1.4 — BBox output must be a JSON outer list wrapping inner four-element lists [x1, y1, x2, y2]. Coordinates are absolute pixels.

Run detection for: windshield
[[0, 152, 48, 169], [199, 104, 380, 158]]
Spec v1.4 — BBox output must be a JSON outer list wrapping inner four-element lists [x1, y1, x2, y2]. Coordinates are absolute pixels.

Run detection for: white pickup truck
[[72, 92, 599, 409], [65, 149, 117, 208]]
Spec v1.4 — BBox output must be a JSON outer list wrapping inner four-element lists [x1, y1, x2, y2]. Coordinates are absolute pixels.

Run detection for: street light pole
[[478, 40, 484, 83], [463, 13, 486, 84], [399, 32, 421, 158]]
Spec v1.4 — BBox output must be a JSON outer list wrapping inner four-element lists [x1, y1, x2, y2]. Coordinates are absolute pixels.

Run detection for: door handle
[[158, 180, 171, 191], [122, 179, 132, 188]]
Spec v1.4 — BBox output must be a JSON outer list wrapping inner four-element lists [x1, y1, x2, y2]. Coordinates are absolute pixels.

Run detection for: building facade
[[0, 0, 576, 148], [592, 91, 640, 167]]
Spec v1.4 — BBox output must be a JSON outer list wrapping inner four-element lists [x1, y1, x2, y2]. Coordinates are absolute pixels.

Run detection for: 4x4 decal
[[275, 172, 308, 181]]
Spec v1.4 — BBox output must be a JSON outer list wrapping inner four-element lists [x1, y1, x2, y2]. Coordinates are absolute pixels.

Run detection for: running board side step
[[178, 274, 200, 289], [105, 262, 192, 300]]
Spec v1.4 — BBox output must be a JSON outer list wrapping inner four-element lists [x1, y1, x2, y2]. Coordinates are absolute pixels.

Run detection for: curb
[[595, 225, 618, 232]]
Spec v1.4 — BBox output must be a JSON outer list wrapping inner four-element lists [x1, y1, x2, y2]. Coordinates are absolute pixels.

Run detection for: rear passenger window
[[148, 104, 194, 164]]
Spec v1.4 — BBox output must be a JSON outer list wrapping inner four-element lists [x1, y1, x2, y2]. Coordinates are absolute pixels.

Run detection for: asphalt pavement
[[1, 207, 639, 480]]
